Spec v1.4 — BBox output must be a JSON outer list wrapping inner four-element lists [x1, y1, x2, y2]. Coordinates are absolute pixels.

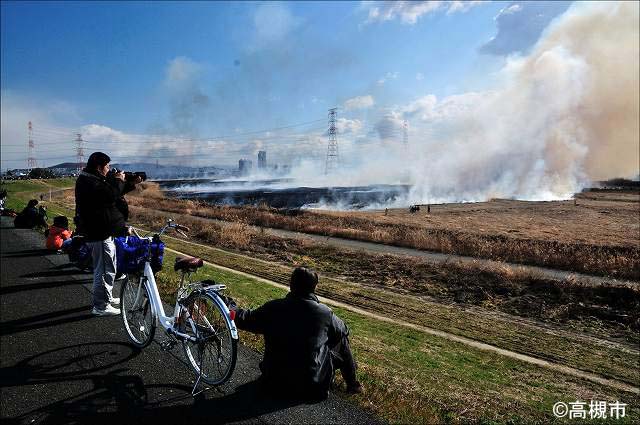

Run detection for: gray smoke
[[299, 1, 639, 206]]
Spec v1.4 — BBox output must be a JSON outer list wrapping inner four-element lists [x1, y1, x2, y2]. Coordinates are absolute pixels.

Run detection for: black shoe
[[346, 381, 364, 395]]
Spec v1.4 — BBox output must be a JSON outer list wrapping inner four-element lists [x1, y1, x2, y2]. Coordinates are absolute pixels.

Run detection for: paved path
[[248, 226, 638, 287], [0, 217, 380, 425]]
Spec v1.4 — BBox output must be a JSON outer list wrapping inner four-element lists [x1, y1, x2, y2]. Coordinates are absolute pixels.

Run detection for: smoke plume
[[314, 1, 639, 205]]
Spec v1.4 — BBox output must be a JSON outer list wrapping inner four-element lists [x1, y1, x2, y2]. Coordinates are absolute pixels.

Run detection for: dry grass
[[127, 191, 640, 279], [128, 181, 165, 198], [129, 205, 640, 347]]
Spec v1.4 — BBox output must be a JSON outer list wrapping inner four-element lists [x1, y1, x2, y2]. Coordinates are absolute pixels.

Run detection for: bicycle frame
[[129, 225, 238, 342]]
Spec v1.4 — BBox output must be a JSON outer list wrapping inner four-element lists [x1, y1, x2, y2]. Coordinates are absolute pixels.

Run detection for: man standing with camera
[[75, 152, 141, 316]]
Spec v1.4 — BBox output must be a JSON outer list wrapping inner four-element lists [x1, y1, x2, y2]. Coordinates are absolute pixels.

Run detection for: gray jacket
[[235, 291, 348, 398]]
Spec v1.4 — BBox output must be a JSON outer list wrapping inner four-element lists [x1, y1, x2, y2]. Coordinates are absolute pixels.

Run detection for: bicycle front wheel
[[181, 292, 237, 385], [120, 274, 156, 348]]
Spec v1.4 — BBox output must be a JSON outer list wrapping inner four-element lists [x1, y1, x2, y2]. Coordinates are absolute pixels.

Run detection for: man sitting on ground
[[14, 199, 47, 229], [232, 267, 363, 401]]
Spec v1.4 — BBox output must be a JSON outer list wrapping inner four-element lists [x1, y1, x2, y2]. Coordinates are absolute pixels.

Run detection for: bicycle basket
[[115, 236, 165, 273]]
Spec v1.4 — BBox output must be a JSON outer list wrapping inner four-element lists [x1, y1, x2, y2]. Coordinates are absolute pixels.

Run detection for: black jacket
[[235, 292, 348, 399], [75, 170, 127, 241], [14, 206, 47, 229]]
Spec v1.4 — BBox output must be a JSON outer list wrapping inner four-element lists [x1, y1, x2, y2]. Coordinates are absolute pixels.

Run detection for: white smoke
[[299, 1, 639, 206]]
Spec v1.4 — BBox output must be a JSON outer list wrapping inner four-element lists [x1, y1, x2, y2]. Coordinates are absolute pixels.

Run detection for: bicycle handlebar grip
[[175, 224, 190, 232]]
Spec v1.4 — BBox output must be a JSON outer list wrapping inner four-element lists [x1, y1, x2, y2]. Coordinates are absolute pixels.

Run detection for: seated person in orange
[[45, 216, 72, 250]]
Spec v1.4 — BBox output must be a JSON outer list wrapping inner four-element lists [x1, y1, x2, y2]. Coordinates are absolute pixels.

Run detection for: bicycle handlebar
[[129, 219, 189, 239]]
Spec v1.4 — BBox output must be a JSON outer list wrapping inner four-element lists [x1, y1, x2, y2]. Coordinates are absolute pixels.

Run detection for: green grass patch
[[154, 234, 639, 387], [153, 249, 639, 424], [1, 178, 76, 227], [41, 177, 76, 188]]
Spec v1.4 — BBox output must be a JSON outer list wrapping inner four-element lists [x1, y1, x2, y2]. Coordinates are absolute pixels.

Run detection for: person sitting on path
[[45, 216, 72, 251], [231, 267, 364, 401], [14, 199, 47, 229]]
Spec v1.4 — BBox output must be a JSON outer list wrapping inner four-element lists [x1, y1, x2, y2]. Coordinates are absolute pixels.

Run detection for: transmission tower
[[325, 108, 339, 175], [27, 121, 37, 170], [403, 119, 409, 146], [75, 133, 85, 172]]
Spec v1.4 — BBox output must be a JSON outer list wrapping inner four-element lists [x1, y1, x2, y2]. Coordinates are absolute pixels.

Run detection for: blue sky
[[1, 1, 574, 169]]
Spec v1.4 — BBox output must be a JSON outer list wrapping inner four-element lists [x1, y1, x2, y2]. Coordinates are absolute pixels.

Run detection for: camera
[[109, 168, 147, 182]]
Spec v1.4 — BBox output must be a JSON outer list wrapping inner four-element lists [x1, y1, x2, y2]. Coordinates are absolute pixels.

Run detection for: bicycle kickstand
[[191, 353, 211, 397]]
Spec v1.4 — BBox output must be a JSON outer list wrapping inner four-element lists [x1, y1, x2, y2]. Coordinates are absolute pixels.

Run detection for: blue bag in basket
[[115, 236, 165, 274]]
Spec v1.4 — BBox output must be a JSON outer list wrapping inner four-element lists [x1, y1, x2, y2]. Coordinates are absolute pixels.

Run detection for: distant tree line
[[27, 168, 57, 179]]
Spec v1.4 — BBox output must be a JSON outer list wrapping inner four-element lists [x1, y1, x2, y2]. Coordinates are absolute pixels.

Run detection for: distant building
[[239, 159, 253, 176], [257, 151, 267, 169]]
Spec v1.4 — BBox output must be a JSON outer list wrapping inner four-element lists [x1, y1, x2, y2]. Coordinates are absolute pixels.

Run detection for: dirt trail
[[55, 195, 636, 287], [168, 213, 639, 288], [165, 243, 640, 395]]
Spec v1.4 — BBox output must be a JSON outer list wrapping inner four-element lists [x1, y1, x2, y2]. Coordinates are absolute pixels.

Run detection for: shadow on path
[[2, 249, 56, 258], [8, 379, 306, 425], [0, 279, 91, 295], [20, 270, 91, 279], [3, 342, 306, 425], [0, 306, 93, 336]]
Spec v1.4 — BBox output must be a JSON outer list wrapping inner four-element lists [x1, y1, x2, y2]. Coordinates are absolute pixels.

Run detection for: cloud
[[446, 1, 486, 15], [416, 72, 424, 81], [364, 1, 485, 25], [79, 124, 236, 167], [336, 118, 364, 134], [0, 91, 83, 169], [374, 111, 404, 140], [252, 2, 300, 46], [401, 91, 486, 122], [344, 95, 375, 111], [165, 56, 202, 88], [480, 1, 573, 56], [377, 71, 398, 85]]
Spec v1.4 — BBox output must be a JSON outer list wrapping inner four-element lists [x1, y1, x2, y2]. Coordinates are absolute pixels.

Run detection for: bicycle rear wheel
[[120, 274, 156, 348], [181, 292, 237, 385]]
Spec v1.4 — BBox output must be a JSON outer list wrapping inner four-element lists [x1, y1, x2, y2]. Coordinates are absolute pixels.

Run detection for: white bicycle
[[119, 219, 238, 388]]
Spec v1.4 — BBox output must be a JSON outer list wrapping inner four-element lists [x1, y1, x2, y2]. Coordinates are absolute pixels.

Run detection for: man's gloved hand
[[219, 295, 237, 311]]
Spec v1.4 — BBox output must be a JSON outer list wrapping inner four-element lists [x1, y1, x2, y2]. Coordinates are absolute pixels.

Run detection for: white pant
[[88, 237, 117, 310]]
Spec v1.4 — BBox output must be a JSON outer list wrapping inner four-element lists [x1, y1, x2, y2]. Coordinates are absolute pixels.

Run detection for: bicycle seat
[[174, 257, 204, 272]]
